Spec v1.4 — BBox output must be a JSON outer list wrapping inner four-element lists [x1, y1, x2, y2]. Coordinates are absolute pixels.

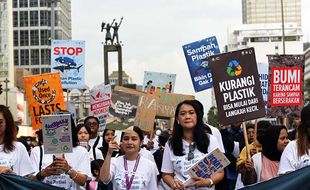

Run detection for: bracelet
[[71, 172, 78, 180], [208, 178, 214, 188], [65, 167, 73, 175]]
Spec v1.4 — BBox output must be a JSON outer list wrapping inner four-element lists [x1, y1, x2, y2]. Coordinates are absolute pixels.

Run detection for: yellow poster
[[23, 73, 65, 130]]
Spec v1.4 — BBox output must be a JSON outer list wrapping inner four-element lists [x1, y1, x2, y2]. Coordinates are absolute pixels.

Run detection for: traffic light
[[0, 84, 2, 94]]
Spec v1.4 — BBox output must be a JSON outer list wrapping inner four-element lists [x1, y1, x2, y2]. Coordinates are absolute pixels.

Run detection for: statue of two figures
[[101, 17, 123, 45]]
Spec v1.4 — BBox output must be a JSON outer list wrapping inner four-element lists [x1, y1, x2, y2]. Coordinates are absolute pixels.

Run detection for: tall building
[[242, 0, 301, 27], [13, 0, 71, 75]]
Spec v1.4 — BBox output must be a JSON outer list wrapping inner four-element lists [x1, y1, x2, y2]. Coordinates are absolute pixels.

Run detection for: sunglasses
[[188, 143, 195, 161]]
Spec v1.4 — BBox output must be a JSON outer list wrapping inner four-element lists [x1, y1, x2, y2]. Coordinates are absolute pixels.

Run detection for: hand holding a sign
[[185, 176, 213, 189], [53, 155, 71, 174], [171, 179, 185, 190], [38, 162, 59, 179]]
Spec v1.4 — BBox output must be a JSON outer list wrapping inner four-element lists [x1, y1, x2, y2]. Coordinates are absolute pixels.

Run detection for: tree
[[207, 106, 219, 128]]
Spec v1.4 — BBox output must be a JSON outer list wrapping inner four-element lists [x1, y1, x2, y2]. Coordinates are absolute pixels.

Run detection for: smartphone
[[114, 130, 122, 145]]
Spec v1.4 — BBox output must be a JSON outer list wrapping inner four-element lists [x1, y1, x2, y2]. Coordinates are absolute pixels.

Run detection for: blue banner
[[182, 36, 220, 92], [51, 40, 85, 89]]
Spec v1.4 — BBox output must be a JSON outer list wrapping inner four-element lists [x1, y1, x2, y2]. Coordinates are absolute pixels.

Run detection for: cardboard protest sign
[[183, 36, 220, 92], [154, 92, 195, 118], [143, 71, 176, 94], [106, 90, 139, 130], [23, 73, 65, 130], [267, 55, 304, 118], [115, 86, 195, 131], [51, 40, 85, 89], [41, 114, 72, 154], [90, 84, 111, 132], [209, 47, 265, 125], [114, 86, 158, 132]]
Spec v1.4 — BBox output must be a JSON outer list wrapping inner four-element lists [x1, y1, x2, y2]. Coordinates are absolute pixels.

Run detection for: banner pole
[[242, 122, 251, 160], [253, 119, 258, 148]]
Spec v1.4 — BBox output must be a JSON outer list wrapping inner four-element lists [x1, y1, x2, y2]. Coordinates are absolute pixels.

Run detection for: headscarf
[[261, 125, 286, 161]]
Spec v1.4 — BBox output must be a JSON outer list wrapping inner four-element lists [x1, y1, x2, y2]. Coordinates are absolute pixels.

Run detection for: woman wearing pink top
[[242, 125, 289, 185]]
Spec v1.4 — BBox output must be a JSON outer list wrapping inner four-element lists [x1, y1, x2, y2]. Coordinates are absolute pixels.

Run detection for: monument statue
[[101, 17, 123, 45], [112, 17, 123, 45], [101, 19, 115, 45]]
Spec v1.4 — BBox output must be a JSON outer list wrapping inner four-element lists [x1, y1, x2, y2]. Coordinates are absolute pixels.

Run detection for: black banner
[[0, 174, 63, 190], [209, 48, 265, 125], [240, 165, 310, 190]]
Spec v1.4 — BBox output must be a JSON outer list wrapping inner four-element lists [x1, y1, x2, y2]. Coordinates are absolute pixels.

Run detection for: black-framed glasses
[[188, 143, 195, 161], [85, 122, 98, 127]]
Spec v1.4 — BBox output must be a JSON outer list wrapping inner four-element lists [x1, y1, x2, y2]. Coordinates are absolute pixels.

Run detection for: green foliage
[[207, 106, 219, 128], [305, 78, 310, 101]]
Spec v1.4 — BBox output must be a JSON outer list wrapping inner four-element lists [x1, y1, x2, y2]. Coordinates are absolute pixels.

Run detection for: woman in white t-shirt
[[279, 104, 310, 174], [30, 118, 91, 190], [76, 123, 104, 161], [100, 126, 159, 190], [0, 105, 34, 176], [161, 100, 224, 190]]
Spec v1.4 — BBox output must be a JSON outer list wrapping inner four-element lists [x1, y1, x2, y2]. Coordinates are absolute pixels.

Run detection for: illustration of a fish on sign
[[53, 57, 83, 73]]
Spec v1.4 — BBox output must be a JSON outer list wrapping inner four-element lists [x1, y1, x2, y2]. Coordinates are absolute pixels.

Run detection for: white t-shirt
[[0, 141, 34, 176], [88, 136, 103, 149], [88, 146, 104, 162], [108, 155, 159, 190], [30, 145, 91, 190], [207, 124, 225, 153], [279, 140, 310, 175], [140, 148, 156, 164], [161, 135, 220, 190]]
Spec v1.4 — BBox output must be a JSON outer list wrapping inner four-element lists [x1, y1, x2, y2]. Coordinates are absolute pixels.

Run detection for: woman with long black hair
[[30, 114, 91, 190], [0, 105, 34, 176], [161, 100, 224, 190], [279, 104, 310, 174]]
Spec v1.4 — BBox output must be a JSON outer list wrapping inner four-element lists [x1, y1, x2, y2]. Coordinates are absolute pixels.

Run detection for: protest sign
[[90, 84, 111, 132], [154, 92, 195, 118], [183, 36, 220, 92], [115, 86, 195, 131], [106, 90, 139, 130], [114, 86, 158, 132], [51, 40, 85, 89], [41, 114, 72, 154], [23, 73, 65, 130], [209, 47, 265, 125], [143, 71, 176, 94], [267, 55, 304, 118], [257, 62, 269, 106], [183, 148, 230, 186]]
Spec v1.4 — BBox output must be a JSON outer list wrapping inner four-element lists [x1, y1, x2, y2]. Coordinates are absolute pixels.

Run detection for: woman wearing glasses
[[161, 100, 224, 190]]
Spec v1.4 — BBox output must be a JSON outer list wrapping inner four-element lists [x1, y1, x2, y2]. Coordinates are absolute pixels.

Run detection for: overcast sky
[[71, 0, 310, 113]]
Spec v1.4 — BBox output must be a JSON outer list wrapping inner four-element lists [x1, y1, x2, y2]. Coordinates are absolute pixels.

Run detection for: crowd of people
[[0, 100, 310, 190]]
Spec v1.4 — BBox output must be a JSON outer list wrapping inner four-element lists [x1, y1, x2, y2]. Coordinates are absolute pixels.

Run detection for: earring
[[177, 120, 180, 124]]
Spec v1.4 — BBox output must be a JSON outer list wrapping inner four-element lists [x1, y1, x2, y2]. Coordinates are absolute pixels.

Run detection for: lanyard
[[124, 154, 141, 190]]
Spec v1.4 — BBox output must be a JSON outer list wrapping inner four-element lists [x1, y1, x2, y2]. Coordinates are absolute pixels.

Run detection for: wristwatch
[[65, 167, 74, 176], [208, 178, 214, 188]]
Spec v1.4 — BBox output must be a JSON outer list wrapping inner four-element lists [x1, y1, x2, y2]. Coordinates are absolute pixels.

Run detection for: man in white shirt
[[84, 116, 103, 149]]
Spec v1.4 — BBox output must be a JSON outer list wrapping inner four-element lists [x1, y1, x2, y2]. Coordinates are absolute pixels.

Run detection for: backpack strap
[[39, 145, 43, 172], [92, 136, 100, 160]]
